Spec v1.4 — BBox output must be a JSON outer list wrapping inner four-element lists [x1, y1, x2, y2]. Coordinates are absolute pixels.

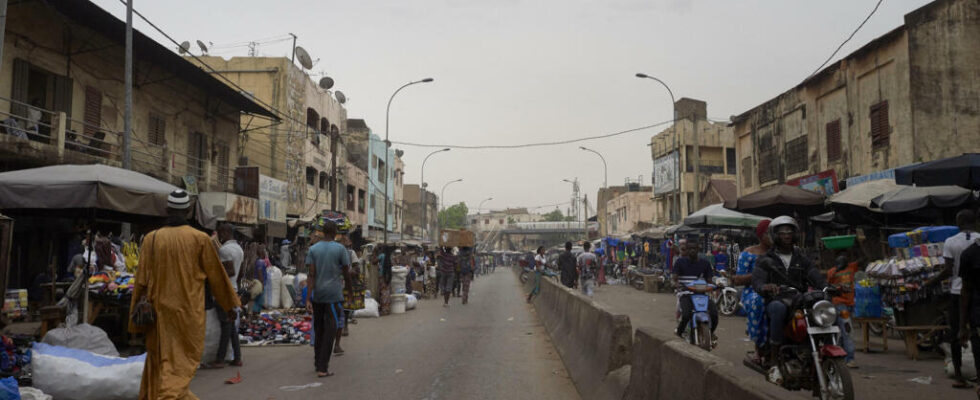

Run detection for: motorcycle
[[743, 286, 854, 400], [713, 274, 741, 316], [678, 279, 716, 352], [519, 266, 531, 284]]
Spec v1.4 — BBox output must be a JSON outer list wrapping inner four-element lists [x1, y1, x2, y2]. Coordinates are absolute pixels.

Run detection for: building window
[[826, 119, 842, 162], [370, 194, 375, 208], [149, 114, 166, 145], [741, 157, 753, 189], [499, 219, 504, 224], [870, 101, 890, 148], [319, 171, 328, 189], [378, 160, 387, 183], [784, 136, 808, 175], [726, 148, 736, 175], [187, 131, 206, 179], [215, 141, 230, 190], [758, 149, 778, 184], [306, 167, 317, 186], [358, 189, 366, 213], [85, 86, 107, 154]]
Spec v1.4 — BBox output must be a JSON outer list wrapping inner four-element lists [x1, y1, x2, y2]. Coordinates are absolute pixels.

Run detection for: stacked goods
[[87, 272, 135, 298], [439, 229, 475, 247], [863, 226, 957, 311], [239, 310, 313, 346], [2, 290, 27, 320]]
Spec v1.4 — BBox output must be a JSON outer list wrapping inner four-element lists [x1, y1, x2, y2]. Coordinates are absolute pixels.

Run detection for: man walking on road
[[130, 190, 240, 399], [459, 247, 476, 304], [438, 247, 457, 307], [577, 242, 598, 297], [209, 223, 244, 368], [558, 242, 578, 289], [305, 221, 351, 378]]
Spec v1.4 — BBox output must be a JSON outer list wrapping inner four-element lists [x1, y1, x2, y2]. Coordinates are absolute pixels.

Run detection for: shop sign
[[258, 175, 287, 223], [787, 169, 839, 196], [653, 151, 679, 196], [845, 168, 897, 187], [199, 192, 258, 225]]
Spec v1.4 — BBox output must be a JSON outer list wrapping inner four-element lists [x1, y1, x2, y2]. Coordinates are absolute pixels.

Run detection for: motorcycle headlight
[[811, 300, 838, 328]]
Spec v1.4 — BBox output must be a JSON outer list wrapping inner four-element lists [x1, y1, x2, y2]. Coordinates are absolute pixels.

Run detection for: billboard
[[259, 175, 287, 223], [653, 151, 679, 195], [787, 169, 839, 196]]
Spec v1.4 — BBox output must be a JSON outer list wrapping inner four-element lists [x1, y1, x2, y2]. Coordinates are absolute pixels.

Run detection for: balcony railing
[[0, 96, 122, 163]]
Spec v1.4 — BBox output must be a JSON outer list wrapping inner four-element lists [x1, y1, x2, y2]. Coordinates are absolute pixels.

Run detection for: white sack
[[41, 323, 118, 357], [32, 342, 144, 400], [352, 298, 380, 318]]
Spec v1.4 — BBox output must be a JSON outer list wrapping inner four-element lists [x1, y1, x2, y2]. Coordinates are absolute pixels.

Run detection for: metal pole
[[421, 148, 449, 241], [637, 74, 677, 223], [478, 197, 492, 214], [440, 179, 462, 229], [580, 147, 607, 188], [123, 0, 133, 169], [384, 78, 433, 245], [289, 33, 297, 65]]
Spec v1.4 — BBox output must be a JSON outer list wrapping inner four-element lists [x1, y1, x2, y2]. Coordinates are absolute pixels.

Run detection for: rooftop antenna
[[294, 46, 313, 70], [178, 41, 191, 54], [196, 40, 208, 55]]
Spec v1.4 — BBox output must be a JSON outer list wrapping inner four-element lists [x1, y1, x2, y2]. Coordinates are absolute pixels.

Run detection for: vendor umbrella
[[828, 179, 901, 210], [683, 203, 767, 228], [724, 184, 827, 218], [869, 185, 974, 213], [894, 153, 980, 189]]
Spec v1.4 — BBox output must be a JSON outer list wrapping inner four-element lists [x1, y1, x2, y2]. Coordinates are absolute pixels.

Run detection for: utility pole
[[692, 116, 700, 214], [583, 194, 589, 242], [121, 0, 133, 240]]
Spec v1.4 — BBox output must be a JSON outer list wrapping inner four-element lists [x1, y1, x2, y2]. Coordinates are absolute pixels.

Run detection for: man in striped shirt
[[673, 240, 719, 338]]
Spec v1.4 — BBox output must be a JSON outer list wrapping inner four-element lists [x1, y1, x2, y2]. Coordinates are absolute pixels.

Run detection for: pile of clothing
[[87, 271, 135, 297], [0, 335, 31, 377], [239, 311, 313, 346]]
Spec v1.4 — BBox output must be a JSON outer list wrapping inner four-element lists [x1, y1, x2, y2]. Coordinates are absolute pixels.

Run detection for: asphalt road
[[589, 283, 976, 400], [189, 268, 580, 400]]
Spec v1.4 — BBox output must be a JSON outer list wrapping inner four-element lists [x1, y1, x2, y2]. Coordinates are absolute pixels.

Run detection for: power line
[[807, 0, 885, 79], [389, 119, 676, 149]]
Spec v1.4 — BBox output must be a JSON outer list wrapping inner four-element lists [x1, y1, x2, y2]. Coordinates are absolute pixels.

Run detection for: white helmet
[[769, 215, 799, 238]]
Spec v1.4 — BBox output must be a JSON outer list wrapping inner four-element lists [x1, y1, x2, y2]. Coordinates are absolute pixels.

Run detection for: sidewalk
[[588, 283, 974, 400]]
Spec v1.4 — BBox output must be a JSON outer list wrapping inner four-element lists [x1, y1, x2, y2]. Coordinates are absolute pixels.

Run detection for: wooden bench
[[853, 317, 890, 353], [893, 325, 949, 360]]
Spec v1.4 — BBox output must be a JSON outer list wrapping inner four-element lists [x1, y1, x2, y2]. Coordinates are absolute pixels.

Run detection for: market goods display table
[[853, 317, 889, 353], [894, 325, 949, 360]]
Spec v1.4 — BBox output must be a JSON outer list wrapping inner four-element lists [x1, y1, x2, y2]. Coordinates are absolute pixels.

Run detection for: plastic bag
[[41, 324, 118, 357], [0, 377, 18, 400], [280, 278, 294, 309], [264, 267, 282, 309], [18, 387, 51, 400], [942, 342, 977, 379], [202, 308, 234, 363], [405, 294, 418, 310], [854, 285, 883, 318], [352, 298, 380, 318], [32, 343, 145, 400]]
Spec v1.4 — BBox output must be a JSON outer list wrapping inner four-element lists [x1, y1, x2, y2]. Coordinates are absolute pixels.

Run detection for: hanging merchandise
[[121, 241, 139, 273], [864, 226, 955, 311]]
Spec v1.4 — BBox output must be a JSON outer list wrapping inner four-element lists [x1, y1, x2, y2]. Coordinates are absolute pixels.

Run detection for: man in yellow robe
[[129, 190, 240, 399]]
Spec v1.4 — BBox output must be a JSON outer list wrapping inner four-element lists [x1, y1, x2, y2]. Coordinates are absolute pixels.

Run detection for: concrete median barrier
[[531, 276, 632, 400]]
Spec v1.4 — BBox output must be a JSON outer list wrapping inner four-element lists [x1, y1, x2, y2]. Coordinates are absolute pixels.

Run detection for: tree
[[542, 209, 565, 222], [438, 202, 469, 229]]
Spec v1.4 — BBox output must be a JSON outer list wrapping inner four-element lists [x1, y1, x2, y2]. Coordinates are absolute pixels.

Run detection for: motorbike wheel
[[520, 272, 528, 284], [719, 290, 739, 316], [819, 359, 854, 400], [697, 321, 713, 352]]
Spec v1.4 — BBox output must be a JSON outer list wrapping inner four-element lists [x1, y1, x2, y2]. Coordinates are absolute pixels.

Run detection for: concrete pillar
[[54, 112, 66, 160]]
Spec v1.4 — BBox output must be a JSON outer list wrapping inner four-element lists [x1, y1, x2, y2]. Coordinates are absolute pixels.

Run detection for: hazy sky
[[94, 0, 931, 216]]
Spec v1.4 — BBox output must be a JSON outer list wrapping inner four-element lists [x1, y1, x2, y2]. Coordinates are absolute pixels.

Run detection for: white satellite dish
[[318, 77, 334, 90], [196, 40, 208, 54], [334, 91, 347, 104], [178, 41, 191, 54], [294, 46, 313, 70]]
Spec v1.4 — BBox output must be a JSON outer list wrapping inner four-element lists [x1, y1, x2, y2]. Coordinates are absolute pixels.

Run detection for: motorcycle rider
[[751, 216, 829, 364], [673, 239, 719, 340]]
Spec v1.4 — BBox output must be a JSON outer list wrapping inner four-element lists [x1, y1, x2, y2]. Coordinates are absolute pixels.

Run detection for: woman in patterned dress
[[734, 219, 772, 364]]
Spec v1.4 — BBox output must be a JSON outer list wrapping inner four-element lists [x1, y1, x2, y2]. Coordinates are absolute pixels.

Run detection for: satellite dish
[[294, 46, 313, 70], [334, 91, 347, 104], [178, 41, 191, 54], [395, 149, 405, 158], [196, 40, 208, 54], [318, 77, 334, 90]]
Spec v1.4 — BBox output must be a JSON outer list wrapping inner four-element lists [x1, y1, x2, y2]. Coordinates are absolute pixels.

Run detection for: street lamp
[[420, 147, 450, 241], [384, 77, 434, 244], [438, 179, 463, 230], [579, 146, 607, 188], [478, 197, 493, 213], [636, 72, 679, 223]]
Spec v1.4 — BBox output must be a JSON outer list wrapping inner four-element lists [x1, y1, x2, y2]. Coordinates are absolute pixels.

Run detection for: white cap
[[167, 189, 191, 209]]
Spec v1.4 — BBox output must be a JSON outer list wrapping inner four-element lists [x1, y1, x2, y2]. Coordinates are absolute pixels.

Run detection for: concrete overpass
[[483, 221, 598, 251]]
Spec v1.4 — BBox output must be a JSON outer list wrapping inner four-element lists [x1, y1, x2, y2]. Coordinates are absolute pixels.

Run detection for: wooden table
[[853, 317, 890, 353], [894, 325, 949, 360]]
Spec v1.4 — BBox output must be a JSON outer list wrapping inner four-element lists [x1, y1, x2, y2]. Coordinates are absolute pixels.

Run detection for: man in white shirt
[[577, 242, 599, 297], [210, 223, 244, 367], [928, 210, 977, 388]]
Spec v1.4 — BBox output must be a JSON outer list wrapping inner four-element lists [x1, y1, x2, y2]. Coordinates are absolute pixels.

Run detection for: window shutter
[[826, 119, 841, 162], [149, 115, 166, 145], [870, 101, 889, 148], [52, 75, 73, 117], [84, 87, 102, 137], [10, 59, 29, 118]]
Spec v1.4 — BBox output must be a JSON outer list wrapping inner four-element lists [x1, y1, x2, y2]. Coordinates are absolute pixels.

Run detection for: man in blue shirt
[[673, 240, 719, 338], [305, 221, 351, 378]]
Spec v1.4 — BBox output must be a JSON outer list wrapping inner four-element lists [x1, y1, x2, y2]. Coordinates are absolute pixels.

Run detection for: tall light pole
[[438, 179, 463, 230], [384, 77, 434, 244], [636, 73, 679, 223], [562, 178, 580, 221], [478, 197, 493, 213], [420, 147, 450, 242], [579, 146, 607, 188]]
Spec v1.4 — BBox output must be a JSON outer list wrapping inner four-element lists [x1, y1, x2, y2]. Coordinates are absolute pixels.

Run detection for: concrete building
[[403, 184, 438, 241], [604, 185, 655, 236], [468, 207, 542, 236], [649, 99, 736, 224], [732, 0, 980, 195], [0, 0, 274, 189], [347, 121, 397, 240], [596, 186, 629, 237], [193, 56, 349, 223]]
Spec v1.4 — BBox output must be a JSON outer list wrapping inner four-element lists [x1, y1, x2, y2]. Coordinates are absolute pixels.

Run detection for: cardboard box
[[439, 229, 476, 247]]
